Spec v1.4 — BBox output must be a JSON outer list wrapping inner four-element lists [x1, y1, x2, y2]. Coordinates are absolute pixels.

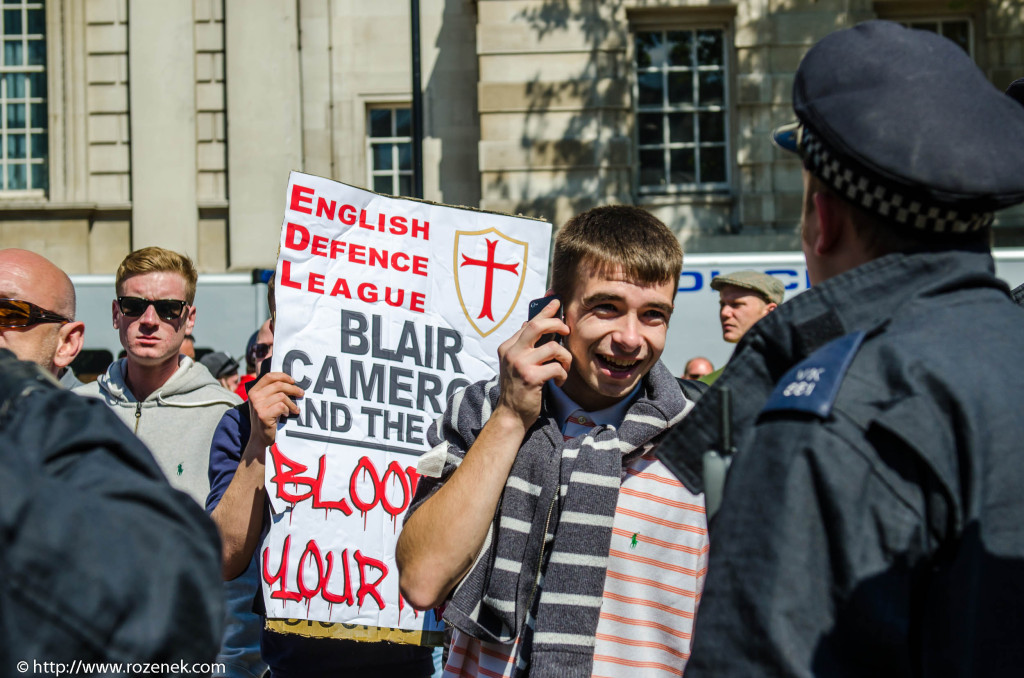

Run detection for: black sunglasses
[[248, 342, 272, 362], [0, 298, 71, 328], [117, 296, 189, 321]]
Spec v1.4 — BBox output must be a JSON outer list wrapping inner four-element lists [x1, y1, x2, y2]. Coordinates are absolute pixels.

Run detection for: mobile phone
[[528, 295, 562, 346]]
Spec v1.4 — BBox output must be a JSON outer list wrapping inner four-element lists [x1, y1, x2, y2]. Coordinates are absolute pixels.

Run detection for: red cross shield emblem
[[453, 228, 529, 337]]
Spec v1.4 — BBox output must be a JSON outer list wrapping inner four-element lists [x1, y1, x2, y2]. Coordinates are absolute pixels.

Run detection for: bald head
[[0, 249, 83, 374], [683, 357, 714, 380], [0, 249, 76, 319]]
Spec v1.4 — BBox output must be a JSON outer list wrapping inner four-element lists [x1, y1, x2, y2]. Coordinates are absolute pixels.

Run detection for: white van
[[664, 249, 1024, 376], [70, 249, 1024, 381]]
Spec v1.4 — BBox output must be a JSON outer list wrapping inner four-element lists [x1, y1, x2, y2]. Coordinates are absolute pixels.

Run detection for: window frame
[[874, 0, 983, 65], [901, 16, 974, 56], [365, 103, 414, 198], [0, 0, 47, 197], [630, 22, 733, 197]]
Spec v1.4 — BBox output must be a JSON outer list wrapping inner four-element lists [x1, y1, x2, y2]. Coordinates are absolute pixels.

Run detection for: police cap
[[773, 21, 1024, 235]]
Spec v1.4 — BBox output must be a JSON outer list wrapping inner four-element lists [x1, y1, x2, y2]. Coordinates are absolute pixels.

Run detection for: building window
[[367, 106, 413, 197], [634, 28, 729, 194], [0, 0, 45, 193], [903, 18, 972, 56]]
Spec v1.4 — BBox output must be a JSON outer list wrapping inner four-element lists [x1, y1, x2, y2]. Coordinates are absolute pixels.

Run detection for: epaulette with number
[[761, 330, 866, 419]]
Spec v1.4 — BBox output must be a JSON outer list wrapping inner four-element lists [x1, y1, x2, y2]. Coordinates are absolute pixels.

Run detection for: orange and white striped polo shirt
[[443, 387, 708, 677]]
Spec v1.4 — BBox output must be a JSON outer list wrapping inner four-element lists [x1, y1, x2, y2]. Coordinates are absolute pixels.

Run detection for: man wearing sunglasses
[[235, 319, 273, 401], [76, 246, 240, 505], [0, 248, 85, 386]]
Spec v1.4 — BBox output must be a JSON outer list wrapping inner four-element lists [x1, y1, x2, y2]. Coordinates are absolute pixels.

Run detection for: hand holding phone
[[528, 295, 563, 346], [492, 294, 570, 424]]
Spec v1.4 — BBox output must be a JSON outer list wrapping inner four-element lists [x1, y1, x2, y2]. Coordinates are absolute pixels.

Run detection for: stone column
[[224, 0, 302, 270], [127, 0, 198, 257]]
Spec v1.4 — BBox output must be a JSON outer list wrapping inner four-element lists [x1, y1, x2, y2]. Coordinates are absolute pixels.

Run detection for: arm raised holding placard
[[211, 372, 304, 580], [396, 300, 568, 609]]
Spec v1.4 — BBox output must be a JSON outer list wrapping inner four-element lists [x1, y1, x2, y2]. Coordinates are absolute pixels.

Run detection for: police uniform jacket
[[0, 354, 225, 666], [659, 247, 1024, 677]]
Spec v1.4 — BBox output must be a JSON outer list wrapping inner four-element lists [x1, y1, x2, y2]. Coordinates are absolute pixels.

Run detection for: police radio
[[702, 386, 737, 520]]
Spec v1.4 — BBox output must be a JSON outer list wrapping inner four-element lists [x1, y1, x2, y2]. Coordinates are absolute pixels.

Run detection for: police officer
[[657, 21, 1024, 676], [0, 348, 225, 667]]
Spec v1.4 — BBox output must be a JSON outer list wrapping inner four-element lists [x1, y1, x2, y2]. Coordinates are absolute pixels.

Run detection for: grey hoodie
[[76, 356, 241, 504]]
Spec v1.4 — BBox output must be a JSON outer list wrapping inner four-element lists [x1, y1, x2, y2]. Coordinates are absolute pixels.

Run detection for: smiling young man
[[76, 247, 239, 504], [397, 205, 708, 677]]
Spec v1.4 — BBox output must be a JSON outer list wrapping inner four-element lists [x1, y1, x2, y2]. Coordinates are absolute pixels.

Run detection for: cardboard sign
[[262, 172, 551, 641]]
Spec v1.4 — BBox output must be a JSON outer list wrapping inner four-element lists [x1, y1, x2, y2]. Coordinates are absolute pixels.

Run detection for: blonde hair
[[115, 247, 198, 303]]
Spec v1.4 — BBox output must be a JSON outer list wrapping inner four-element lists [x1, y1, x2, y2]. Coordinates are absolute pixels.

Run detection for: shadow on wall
[[494, 0, 763, 252], [426, 0, 483, 208], [509, 0, 628, 226]]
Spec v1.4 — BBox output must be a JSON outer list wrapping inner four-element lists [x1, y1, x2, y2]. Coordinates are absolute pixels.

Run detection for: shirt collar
[[548, 381, 640, 433]]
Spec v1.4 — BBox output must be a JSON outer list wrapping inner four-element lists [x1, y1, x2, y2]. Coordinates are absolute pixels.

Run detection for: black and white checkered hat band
[[801, 128, 994, 233]]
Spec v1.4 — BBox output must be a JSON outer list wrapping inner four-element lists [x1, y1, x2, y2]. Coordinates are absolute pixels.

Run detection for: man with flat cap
[[700, 270, 784, 383], [712, 270, 783, 344], [656, 21, 1024, 676]]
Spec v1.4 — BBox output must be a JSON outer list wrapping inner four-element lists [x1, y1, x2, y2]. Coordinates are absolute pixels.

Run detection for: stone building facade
[[2, 0, 1022, 274]]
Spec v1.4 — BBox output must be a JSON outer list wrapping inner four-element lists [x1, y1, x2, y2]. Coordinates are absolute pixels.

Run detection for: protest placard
[[262, 172, 551, 643]]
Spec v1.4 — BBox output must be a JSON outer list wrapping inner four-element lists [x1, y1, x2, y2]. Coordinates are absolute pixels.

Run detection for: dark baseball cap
[[772, 21, 1024, 235], [199, 351, 239, 379]]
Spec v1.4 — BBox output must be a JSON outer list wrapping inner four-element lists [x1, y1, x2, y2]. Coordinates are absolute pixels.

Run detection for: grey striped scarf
[[408, 361, 691, 677]]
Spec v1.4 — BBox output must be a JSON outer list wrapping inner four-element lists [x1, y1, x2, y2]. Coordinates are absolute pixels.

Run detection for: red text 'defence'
[[284, 222, 429, 276]]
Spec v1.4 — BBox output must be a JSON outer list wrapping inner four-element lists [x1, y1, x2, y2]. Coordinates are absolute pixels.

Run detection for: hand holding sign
[[262, 172, 551, 639], [248, 372, 304, 451]]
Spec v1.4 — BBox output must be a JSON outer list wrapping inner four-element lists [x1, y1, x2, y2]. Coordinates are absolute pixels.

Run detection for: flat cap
[[711, 270, 785, 305], [773, 21, 1024, 235], [199, 351, 239, 379]]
